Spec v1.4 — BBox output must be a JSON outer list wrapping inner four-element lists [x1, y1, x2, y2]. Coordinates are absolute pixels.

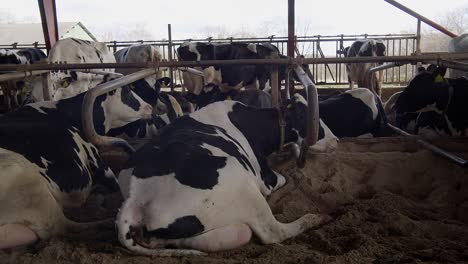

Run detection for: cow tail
[[116, 199, 205, 256]]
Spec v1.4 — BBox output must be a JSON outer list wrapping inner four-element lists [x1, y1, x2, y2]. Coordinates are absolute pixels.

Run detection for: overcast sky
[[1, 0, 467, 41]]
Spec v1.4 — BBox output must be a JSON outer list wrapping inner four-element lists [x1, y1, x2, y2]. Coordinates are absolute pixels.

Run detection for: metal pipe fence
[[0, 34, 418, 86]]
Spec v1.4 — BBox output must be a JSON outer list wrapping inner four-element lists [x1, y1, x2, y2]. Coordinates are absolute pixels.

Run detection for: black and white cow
[[393, 65, 468, 137], [177, 42, 314, 95], [343, 39, 386, 96], [0, 79, 164, 249], [44, 38, 116, 101], [0, 48, 47, 110], [114, 45, 183, 122], [188, 85, 272, 110], [116, 94, 333, 255], [317, 88, 388, 137]]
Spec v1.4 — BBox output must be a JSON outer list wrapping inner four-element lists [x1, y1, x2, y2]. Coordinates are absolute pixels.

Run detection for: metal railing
[[0, 34, 418, 86]]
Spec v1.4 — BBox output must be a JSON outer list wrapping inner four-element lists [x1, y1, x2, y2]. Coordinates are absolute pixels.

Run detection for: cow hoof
[[303, 213, 333, 229]]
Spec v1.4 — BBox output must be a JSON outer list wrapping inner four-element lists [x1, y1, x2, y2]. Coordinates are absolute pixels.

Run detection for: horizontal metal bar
[[1, 53, 468, 72], [179, 67, 204, 76], [438, 59, 468, 73], [0, 70, 49, 82], [368, 62, 407, 74], [388, 124, 468, 167], [73, 69, 124, 77]]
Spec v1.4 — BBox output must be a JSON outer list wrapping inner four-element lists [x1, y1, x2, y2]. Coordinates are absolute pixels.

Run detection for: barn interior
[[1, 0, 468, 263]]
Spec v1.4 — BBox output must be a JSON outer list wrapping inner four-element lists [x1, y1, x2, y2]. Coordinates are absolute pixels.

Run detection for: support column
[[38, 0, 59, 53]]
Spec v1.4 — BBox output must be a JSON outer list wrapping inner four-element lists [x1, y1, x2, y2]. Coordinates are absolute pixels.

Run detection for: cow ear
[[343, 47, 349, 57], [376, 42, 386, 56]]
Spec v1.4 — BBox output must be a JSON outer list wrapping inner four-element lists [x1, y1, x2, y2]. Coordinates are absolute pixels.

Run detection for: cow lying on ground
[[43, 38, 116, 101], [177, 42, 314, 95], [193, 86, 387, 138], [392, 65, 468, 137], [0, 48, 47, 110], [116, 93, 333, 255], [343, 39, 385, 96], [318, 88, 389, 137], [188, 85, 272, 110], [0, 71, 193, 249]]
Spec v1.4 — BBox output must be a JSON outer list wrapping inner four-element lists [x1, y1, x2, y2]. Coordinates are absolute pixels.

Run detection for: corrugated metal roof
[[0, 22, 97, 45]]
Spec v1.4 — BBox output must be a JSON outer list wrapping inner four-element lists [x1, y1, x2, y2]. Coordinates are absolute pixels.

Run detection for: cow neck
[[228, 104, 283, 156], [55, 92, 106, 134]]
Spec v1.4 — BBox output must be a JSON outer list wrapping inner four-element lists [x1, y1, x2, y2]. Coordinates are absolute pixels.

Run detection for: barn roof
[[0, 22, 97, 45]]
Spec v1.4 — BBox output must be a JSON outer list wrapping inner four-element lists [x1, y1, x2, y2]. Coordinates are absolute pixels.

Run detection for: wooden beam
[[38, 0, 59, 52]]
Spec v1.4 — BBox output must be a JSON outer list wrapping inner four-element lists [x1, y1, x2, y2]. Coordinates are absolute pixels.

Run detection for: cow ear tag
[[434, 74, 444, 83]]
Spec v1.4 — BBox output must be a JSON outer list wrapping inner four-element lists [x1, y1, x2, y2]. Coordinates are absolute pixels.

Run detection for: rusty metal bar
[[37, 0, 58, 52], [287, 0, 296, 97], [384, 0, 458, 38], [293, 65, 319, 168], [388, 124, 468, 167], [287, 0, 295, 59], [168, 24, 174, 92], [82, 68, 158, 153], [2, 53, 468, 72]]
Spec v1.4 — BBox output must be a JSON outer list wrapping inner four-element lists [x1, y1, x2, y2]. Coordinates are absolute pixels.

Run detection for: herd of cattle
[[0, 37, 467, 254]]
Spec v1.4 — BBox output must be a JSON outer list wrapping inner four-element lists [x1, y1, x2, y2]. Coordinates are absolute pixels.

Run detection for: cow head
[[394, 65, 450, 115], [283, 93, 309, 144], [97, 85, 153, 133]]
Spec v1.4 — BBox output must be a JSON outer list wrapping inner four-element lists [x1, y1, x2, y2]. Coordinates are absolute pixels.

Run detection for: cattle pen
[[1, 0, 468, 263]]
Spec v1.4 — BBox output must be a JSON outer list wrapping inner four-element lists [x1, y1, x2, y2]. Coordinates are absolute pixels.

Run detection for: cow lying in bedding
[[0, 81, 171, 249], [117, 93, 332, 255]]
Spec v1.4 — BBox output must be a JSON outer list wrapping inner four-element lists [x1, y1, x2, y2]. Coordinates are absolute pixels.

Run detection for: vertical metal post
[[41, 73, 50, 100], [168, 24, 174, 92], [416, 19, 422, 69], [287, 0, 296, 97], [271, 52, 280, 108], [37, 0, 58, 53]]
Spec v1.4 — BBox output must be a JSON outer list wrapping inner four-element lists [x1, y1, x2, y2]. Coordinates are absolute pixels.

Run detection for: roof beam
[[38, 0, 59, 52]]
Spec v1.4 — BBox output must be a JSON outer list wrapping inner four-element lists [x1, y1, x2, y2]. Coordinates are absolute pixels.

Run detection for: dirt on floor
[[2, 137, 468, 264]]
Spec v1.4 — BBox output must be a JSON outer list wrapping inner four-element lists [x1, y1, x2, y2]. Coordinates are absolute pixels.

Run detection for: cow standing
[[116, 94, 332, 255], [42, 38, 117, 101], [343, 39, 386, 96], [177, 42, 314, 96], [114, 44, 183, 121], [0, 48, 47, 111]]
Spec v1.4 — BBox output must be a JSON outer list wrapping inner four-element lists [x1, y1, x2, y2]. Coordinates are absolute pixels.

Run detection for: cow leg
[[175, 224, 252, 252], [0, 224, 38, 249], [241, 182, 330, 244]]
